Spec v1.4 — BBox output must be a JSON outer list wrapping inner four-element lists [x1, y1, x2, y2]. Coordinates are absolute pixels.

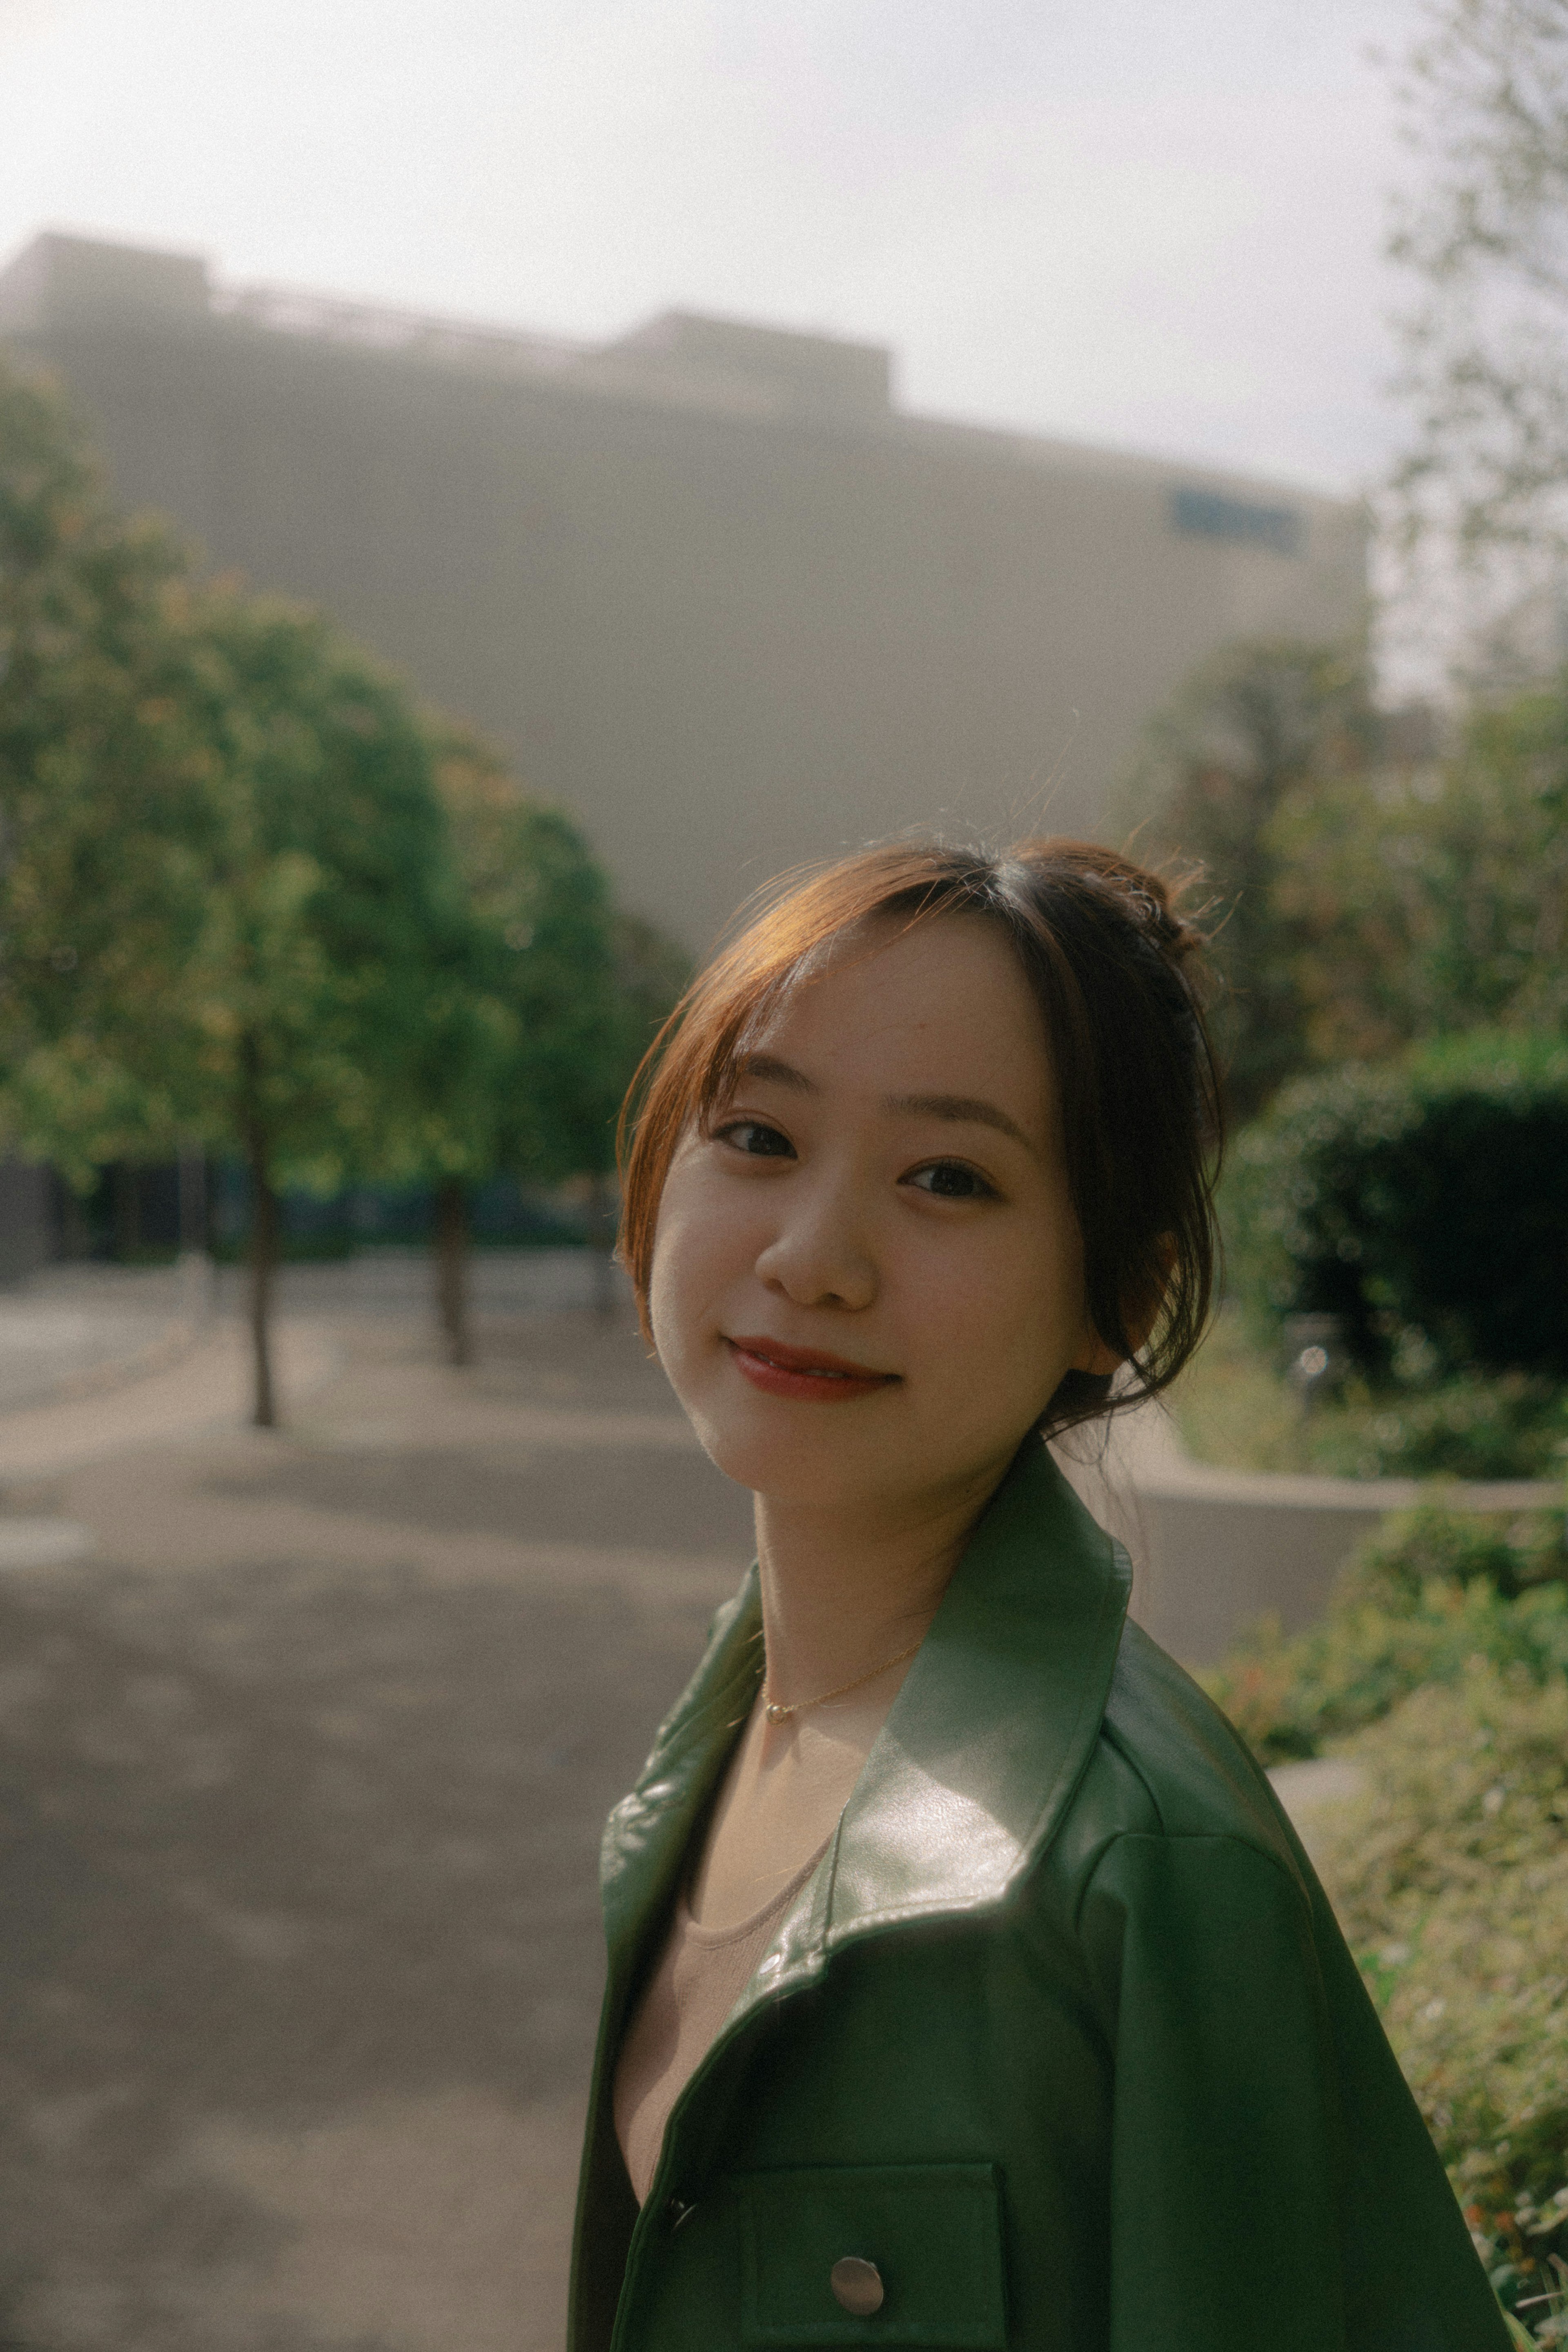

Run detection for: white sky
[[0, 0, 1420, 495]]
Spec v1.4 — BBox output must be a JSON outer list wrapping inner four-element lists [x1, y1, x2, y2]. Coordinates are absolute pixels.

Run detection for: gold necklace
[[762, 1634, 925, 1726]]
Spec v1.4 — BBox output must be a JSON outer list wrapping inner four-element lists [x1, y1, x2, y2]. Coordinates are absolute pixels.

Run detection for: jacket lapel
[[826, 1437, 1131, 1932], [599, 1438, 1131, 2032], [748, 1439, 1132, 2009]]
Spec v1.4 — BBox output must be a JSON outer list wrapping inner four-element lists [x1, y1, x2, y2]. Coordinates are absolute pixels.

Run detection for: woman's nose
[[753, 1176, 877, 1311]]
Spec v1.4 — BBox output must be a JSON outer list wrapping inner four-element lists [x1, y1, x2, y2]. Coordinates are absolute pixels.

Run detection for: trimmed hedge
[[1226, 1030, 1568, 1380]]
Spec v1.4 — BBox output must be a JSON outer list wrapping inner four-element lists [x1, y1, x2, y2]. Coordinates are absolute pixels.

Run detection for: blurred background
[[0, 2, 1566, 2347]]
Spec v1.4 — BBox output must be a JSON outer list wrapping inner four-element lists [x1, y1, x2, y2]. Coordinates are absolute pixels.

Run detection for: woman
[[568, 839, 1510, 2351]]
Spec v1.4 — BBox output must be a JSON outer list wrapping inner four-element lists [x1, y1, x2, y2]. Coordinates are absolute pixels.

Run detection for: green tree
[[0, 353, 219, 1173], [0, 355, 679, 1406], [430, 732, 688, 1358], [1389, 0, 1568, 569], [180, 600, 477, 1421], [1127, 643, 1564, 1090], [1271, 675, 1568, 1059], [1, 510, 475, 1422], [1118, 640, 1378, 1116]]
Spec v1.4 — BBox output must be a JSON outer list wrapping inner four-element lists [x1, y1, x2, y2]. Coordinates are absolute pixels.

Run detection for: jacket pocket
[[734, 2162, 1007, 2348]]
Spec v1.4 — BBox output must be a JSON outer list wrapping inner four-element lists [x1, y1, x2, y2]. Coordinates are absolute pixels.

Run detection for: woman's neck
[[752, 1458, 1010, 1712]]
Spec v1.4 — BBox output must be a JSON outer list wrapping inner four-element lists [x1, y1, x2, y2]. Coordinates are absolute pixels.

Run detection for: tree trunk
[[434, 1177, 472, 1366], [113, 1163, 141, 1262], [177, 1142, 208, 1255], [586, 1168, 618, 1317], [177, 1143, 214, 1329], [245, 1121, 279, 1429]]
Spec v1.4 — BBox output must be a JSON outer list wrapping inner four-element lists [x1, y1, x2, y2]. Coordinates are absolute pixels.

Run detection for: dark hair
[[619, 838, 1222, 1437]]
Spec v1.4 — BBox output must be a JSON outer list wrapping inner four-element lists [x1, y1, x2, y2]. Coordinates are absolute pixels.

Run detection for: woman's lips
[[725, 1335, 898, 1404]]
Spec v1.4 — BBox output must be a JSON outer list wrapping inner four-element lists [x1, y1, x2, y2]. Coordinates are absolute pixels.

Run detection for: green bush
[[1225, 1030, 1568, 1381], [1305, 1373, 1568, 1482], [1207, 1511, 1568, 2337], [1201, 1504, 1568, 1762], [1355, 1504, 1568, 1602], [1310, 1668, 1568, 2338], [1173, 1310, 1568, 1480]]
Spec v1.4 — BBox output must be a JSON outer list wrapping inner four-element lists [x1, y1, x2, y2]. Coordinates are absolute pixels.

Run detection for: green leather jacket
[[569, 1440, 1510, 2351]]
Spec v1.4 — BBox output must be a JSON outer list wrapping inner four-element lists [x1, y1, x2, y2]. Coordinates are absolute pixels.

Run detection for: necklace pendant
[[764, 1700, 793, 1725]]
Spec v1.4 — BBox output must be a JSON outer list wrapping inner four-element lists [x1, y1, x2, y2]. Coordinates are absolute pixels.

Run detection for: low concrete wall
[[1058, 1409, 1559, 1668]]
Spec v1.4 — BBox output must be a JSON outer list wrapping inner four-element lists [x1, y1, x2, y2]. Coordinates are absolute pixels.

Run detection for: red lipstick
[[725, 1334, 898, 1404]]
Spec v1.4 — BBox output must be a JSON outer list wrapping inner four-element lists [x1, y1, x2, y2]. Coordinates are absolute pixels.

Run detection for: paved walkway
[[0, 1319, 339, 1484], [0, 1263, 211, 1415], [0, 1254, 621, 1430], [0, 1300, 751, 2352]]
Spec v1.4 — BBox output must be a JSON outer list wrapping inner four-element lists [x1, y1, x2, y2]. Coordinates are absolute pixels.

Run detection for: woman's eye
[[714, 1118, 795, 1160], [905, 1160, 997, 1201]]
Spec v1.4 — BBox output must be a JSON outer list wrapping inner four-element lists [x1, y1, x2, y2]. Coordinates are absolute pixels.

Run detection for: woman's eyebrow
[[733, 1052, 815, 1092], [884, 1091, 1032, 1148], [733, 1058, 1032, 1150]]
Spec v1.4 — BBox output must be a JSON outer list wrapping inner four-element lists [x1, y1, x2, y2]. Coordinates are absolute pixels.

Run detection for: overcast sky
[[1, 0, 1420, 495]]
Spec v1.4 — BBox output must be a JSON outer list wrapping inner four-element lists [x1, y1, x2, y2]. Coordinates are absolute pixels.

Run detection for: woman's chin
[[689, 1427, 836, 1501], [684, 1406, 898, 1508], [692, 1414, 995, 1530]]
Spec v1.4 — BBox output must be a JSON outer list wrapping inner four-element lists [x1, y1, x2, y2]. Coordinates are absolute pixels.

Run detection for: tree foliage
[[440, 738, 624, 1181], [1118, 640, 1379, 1116], [183, 600, 476, 1194], [2, 553, 480, 1418], [1390, 0, 1568, 569], [1124, 635, 1568, 1115], [433, 727, 689, 1187], [0, 353, 219, 1168], [426, 730, 687, 1354], [1273, 676, 1568, 1059], [0, 354, 670, 1411], [187, 607, 486, 1414]]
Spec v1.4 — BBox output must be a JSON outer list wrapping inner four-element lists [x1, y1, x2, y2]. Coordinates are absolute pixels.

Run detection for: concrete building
[[0, 229, 1365, 953]]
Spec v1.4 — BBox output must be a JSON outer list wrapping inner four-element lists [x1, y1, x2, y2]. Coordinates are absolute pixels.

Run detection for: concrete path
[[0, 1305, 752, 2352], [0, 1319, 340, 1484], [0, 1263, 212, 1416]]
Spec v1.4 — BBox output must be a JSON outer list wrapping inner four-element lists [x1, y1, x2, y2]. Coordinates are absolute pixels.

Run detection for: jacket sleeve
[[1077, 1830, 1511, 2352]]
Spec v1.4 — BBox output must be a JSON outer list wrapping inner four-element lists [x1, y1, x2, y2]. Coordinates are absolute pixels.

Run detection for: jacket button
[[830, 2256, 884, 2315]]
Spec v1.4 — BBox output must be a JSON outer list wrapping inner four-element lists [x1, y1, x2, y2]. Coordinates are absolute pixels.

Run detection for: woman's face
[[648, 914, 1116, 1523]]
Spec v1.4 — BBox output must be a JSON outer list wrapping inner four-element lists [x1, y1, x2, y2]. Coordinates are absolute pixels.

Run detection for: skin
[[648, 912, 1121, 1928]]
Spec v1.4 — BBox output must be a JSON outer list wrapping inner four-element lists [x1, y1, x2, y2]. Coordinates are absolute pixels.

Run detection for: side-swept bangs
[[618, 839, 1222, 1437]]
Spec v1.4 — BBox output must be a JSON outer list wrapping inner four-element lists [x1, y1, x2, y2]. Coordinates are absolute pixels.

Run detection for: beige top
[[613, 1837, 831, 2205]]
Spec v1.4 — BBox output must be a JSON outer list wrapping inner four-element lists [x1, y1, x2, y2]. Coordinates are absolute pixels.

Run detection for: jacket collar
[[600, 1437, 1131, 2014]]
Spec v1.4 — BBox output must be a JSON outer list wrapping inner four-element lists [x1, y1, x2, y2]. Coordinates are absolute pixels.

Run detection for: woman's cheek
[[899, 1251, 1003, 1393], [913, 1239, 1061, 1425], [646, 1204, 701, 1379], [648, 1178, 746, 1384]]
